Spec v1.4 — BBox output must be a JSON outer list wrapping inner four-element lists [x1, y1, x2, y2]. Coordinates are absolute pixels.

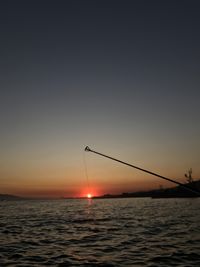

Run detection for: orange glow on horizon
[[80, 186, 99, 198]]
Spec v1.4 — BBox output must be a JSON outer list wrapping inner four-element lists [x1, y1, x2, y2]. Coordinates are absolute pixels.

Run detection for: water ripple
[[0, 198, 199, 266]]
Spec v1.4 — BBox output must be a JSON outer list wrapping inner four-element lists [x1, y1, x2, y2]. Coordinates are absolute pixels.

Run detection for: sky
[[0, 0, 200, 198]]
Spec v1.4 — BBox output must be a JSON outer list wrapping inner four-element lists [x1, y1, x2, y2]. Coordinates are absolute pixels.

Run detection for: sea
[[0, 198, 199, 267]]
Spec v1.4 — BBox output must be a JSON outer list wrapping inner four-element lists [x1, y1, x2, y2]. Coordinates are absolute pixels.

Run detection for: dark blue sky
[[1, 0, 200, 197]]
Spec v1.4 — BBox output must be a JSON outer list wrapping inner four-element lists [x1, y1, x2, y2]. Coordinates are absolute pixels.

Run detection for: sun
[[87, 193, 92, 199]]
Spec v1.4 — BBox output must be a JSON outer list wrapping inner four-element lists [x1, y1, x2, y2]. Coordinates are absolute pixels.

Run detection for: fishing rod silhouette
[[85, 146, 200, 196]]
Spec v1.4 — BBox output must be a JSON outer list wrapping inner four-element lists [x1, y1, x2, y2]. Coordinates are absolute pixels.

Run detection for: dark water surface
[[0, 198, 199, 266]]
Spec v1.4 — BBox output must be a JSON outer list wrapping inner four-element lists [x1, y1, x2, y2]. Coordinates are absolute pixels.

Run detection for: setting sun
[[87, 193, 92, 199]]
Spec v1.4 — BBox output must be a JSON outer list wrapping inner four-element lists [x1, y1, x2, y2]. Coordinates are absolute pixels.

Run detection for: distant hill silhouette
[[93, 180, 200, 199], [0, 194, 23, 201], [1, 180, 200, 200]]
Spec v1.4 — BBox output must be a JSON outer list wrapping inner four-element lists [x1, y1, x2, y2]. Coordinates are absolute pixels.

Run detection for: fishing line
[[83, 151, 91, 194]]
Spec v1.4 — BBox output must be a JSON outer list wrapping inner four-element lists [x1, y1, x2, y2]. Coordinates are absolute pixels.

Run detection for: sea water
[[0, 198, 199, 266]]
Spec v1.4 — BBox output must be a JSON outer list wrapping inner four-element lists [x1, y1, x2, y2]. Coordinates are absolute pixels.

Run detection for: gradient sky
[[1, 0, 200, 198]]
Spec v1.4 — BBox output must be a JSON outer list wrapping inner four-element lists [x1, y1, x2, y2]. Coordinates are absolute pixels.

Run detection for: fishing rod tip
[[85, 146, 91, 152]]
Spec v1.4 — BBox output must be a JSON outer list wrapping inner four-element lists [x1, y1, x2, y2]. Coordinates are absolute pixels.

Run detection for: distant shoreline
[[1, 180, 200, 200], [93, 180, 200, 199]]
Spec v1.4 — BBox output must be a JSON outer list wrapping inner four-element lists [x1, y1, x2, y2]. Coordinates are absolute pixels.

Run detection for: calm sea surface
[[0, 198, 199, 267]]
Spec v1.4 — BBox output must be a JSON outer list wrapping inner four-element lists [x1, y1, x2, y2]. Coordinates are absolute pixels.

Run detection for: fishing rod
[[84, 146, 200, 196]]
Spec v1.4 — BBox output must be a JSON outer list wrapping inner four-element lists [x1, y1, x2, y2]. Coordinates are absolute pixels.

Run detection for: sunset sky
[[1, 0, 200, 198]]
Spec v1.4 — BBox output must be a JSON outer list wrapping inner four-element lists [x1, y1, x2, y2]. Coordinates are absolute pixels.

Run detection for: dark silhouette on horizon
[[93, 179, 200, 199]]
